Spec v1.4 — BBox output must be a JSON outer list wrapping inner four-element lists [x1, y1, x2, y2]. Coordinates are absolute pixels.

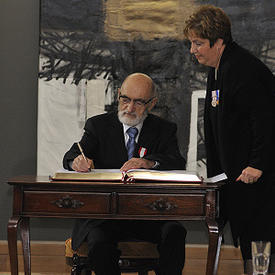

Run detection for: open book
[[51, 168, 202, 183]]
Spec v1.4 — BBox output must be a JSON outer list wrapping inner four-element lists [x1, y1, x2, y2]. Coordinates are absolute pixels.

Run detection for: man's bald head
[[121, 73, 156, 98]]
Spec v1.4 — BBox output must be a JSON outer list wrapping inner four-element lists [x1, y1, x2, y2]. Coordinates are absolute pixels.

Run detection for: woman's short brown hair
[[183, 5, 232, 47]]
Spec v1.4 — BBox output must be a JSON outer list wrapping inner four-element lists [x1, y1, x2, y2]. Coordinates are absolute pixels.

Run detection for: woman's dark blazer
[[204, 41, 275, 246]]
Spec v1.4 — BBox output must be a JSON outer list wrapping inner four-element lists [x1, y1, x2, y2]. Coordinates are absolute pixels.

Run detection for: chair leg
[[71, 254, 83, 275], [71, 265, 82, 275]]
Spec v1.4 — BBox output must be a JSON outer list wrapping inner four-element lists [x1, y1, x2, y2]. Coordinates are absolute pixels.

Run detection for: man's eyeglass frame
[[119, 94, 155, 107]]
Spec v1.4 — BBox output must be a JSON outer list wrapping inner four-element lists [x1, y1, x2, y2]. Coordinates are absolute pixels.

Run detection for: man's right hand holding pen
[[72, 142, 94, 172], [72, 154, 94, 172]]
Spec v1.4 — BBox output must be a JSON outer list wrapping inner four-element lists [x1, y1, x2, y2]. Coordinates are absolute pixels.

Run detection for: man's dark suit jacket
[[63, 111, 186, 250]]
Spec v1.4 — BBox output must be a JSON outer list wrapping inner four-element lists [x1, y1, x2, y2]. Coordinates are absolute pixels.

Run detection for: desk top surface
[[7, 175, 221, 190]]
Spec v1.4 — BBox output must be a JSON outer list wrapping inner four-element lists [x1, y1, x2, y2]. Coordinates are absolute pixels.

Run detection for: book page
[[54, 168, 122, 174], [127, 169, 201, 182], [51, 168, 123, 181]]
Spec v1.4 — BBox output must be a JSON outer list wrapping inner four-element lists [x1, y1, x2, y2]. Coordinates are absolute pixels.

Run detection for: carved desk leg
[[7, 217, 31, 275], [205, 219, 223, 275], [8, 216, 21, 275], [20, 217, 31, 275]]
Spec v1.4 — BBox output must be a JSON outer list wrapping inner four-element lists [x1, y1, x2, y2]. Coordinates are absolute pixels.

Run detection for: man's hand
[[120, 158, 154, 172], [236, 166, 263, 184], [72, 155, 94, 172]]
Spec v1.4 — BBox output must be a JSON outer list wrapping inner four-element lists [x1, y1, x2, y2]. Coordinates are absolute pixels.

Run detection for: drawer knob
[[147, 198, 177, 212], [51, 195, 84, 209]]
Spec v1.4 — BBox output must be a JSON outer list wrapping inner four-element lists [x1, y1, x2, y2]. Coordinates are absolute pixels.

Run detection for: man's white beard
[[118, 109, 148, 126]]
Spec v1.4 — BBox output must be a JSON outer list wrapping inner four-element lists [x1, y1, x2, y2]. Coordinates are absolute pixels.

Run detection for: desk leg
[[205, 220, 222, 275], [20, 217, 31, 275], [7, 216, 21, 275]]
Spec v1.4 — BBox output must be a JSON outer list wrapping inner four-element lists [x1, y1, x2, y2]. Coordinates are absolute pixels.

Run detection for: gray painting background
[[39, 0, 275, 167]]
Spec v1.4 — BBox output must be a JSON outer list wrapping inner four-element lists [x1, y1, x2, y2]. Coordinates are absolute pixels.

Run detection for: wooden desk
[[7, 175, 224, 275]]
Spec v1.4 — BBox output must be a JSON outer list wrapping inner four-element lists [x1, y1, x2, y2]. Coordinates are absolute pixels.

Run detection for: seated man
[[63, 72, 187, 275]]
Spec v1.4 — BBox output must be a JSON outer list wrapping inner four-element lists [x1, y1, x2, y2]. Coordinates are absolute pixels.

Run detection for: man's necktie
[[126, 127, 138, 160]]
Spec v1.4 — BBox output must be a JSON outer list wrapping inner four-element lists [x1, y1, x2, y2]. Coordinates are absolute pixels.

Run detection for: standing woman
[[184, 5, 275, 274]]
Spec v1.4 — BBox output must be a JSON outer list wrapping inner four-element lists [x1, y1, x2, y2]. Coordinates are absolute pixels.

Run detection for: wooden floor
[[0, 241, 244, 274]]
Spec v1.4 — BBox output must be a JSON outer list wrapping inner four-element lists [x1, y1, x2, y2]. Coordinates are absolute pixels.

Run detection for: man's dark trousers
[[86, 220, 187, 275]]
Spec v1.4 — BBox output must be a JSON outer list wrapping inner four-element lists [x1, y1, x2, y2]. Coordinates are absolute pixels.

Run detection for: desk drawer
[[118, 193, 205, 216], [23, 191, 111, 214]]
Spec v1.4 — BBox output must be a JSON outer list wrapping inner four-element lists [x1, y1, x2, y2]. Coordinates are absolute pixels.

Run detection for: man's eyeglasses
[[119, 94, 155, 107]]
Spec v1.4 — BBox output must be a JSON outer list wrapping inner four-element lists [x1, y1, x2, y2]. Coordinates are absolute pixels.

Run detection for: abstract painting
[[37, 0, 275, 177]]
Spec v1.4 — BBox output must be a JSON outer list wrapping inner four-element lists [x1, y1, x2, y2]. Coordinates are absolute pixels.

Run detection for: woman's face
[[188, 31, 224, 68]]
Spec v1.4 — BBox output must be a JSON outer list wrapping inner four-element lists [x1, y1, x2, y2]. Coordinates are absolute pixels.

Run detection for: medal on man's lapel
[[138, 147, 147, 158], [211, 89, 220, 107]]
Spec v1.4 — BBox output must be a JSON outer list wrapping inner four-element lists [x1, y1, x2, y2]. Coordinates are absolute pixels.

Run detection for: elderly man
[[63, 73, 187, 275]]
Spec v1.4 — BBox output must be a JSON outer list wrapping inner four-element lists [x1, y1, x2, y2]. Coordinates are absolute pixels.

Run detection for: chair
[[65, 238, 160, 275]]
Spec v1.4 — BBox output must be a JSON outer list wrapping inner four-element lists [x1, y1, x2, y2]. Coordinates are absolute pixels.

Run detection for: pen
[[77, 142, 91, 171]]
